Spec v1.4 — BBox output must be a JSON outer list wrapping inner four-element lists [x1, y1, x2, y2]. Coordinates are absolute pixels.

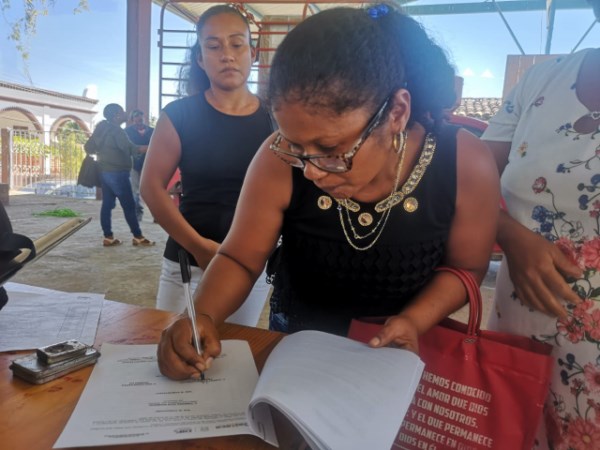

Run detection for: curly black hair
[[268, 5, 456, 130]]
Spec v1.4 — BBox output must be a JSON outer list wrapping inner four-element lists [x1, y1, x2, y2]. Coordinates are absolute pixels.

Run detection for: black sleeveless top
[[269, 126, 459, 335], [162, 93, 273, 265]]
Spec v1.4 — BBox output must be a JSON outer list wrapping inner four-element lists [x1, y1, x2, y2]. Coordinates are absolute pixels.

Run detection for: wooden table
[[0, 300, 284, 449]]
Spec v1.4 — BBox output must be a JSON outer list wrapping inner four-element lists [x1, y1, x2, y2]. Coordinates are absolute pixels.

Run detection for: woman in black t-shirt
[[141, 5, 273, 324]]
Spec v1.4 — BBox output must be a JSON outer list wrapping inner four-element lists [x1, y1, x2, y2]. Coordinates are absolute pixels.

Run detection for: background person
[[125, 109, 154, 223], [482, 1, 600, 447], [85, 103, 154, 247], [141, 5, 274, 325], [156, 4, 499, 380]]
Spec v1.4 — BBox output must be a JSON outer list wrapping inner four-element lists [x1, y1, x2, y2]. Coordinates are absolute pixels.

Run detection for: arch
[[51, 114, 91, 135], [0, 106, 43, 132]]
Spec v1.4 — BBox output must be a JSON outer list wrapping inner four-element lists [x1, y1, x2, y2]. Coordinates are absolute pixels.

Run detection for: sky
[[0, 0, 599, 123]]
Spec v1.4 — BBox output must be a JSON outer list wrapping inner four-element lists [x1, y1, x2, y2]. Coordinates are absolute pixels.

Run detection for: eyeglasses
[[269, 96, 390, 173]]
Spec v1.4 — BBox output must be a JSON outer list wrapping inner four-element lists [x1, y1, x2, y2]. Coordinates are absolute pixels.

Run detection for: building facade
[[0, 81, 98, 142]]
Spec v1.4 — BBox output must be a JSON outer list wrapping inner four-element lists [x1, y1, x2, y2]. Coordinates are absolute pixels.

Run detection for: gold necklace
[[332, 132, 437, 251], [337, 133, 437, 216], [337, 142, 407, 251]]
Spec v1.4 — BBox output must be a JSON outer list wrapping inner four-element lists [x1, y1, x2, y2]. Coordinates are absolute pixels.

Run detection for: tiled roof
[[454, 97, 502, 121]]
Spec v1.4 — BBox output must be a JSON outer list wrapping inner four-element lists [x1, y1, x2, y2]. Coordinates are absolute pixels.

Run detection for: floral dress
[[482, 49, 600, 450]]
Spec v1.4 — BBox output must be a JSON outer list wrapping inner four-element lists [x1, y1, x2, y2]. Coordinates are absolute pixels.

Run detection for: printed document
[[0, 282, 103, 351], [54, 340, 277, 448], [55, 331, 424, 449], [248, 330, 424, 449]]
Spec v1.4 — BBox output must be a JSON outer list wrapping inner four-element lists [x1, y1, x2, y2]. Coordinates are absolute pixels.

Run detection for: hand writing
[[157, 314, 221, 380]]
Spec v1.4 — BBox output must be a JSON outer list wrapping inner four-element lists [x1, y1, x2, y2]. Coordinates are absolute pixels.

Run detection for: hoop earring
[[393, 131, 407, 154]]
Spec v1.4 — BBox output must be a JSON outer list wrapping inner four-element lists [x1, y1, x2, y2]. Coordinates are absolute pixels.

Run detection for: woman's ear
[[388, 89, 411, 133]]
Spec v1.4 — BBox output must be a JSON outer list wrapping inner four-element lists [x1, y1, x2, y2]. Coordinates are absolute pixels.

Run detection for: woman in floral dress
[[482, 2, 600, 447]]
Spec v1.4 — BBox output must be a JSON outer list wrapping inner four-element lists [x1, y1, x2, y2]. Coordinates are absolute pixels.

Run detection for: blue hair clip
[[367, 4, 390, 19]]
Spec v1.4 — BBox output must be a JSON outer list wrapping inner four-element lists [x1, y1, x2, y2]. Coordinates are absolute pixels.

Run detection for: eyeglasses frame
[[269, 96, 391, 173]]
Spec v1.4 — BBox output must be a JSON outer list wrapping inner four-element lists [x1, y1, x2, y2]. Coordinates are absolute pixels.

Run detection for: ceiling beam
[[402, 0, 589, 16]]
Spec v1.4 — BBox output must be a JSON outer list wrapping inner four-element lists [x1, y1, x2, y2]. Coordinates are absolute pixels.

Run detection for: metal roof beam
[[545, 0, 557, 54], [402, 0, 589, 16]]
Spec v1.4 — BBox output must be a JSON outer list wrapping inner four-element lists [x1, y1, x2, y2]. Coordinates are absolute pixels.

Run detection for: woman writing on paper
[[157, 4, 500, 380]]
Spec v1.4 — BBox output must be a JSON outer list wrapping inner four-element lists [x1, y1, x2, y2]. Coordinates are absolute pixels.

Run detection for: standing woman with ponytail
[[157, 4, 500, 380], [141, 5, 274, 324]]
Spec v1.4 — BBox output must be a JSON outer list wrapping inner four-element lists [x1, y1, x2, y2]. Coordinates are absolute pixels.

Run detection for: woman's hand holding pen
[[157, 314, 221, 380]]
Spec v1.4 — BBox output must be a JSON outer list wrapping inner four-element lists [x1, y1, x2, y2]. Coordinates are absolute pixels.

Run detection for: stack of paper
[[0, 282, 103, 352], [55, 330, 424, 450]]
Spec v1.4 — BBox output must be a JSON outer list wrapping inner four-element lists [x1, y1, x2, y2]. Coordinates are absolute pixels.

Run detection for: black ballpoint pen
[[178, 249, 204, 380]]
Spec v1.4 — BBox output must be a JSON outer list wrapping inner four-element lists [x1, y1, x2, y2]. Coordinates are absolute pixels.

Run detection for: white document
[[54, 341, 277, 448], [249, 331, 424, 450], [0, 282, 103, 351], [55, 331, 423, 450]]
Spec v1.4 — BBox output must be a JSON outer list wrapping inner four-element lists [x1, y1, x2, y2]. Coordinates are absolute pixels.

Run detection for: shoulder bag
[[77, 155, 101, 188], [348, 266, 553, 450]]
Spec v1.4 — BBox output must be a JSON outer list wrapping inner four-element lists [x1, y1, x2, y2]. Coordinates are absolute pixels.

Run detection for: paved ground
[[4, 193, 167, 309], [3, 193, 498, 329]]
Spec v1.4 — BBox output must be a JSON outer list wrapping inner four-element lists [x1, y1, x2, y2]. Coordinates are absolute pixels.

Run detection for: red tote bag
[[348, 267, 553, 450]]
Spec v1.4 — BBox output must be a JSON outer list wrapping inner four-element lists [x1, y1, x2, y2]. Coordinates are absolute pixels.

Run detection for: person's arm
[[371, 129, 500, 352], [157, 135, 290, 379], [484, 140, 511, 175], [140, 113, 218, 269], [115, 128, 144, 157], [483, 140, 583, 318], [496, 210, 582, 318], [84, 133, 98, 155]]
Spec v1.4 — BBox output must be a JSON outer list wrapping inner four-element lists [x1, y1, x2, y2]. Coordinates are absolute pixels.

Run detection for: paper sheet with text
[[53, 341, 276, 448], [0, 282, 103, 352]]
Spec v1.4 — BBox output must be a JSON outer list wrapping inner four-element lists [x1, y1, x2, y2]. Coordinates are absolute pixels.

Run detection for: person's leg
[[130, 169, 143, 222], [99, 171, 118, 239], [110, 171, 143, 238], [156, 257, 202, 312]]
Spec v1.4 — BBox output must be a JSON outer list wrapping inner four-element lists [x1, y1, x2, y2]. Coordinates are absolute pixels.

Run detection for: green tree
[[56, 120, 87, 145], [1, 1, 89, 82], [55, 120, 88, 179]]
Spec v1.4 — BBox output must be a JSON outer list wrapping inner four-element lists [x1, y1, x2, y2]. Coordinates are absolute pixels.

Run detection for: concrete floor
[[3, 193, 497, 330]]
